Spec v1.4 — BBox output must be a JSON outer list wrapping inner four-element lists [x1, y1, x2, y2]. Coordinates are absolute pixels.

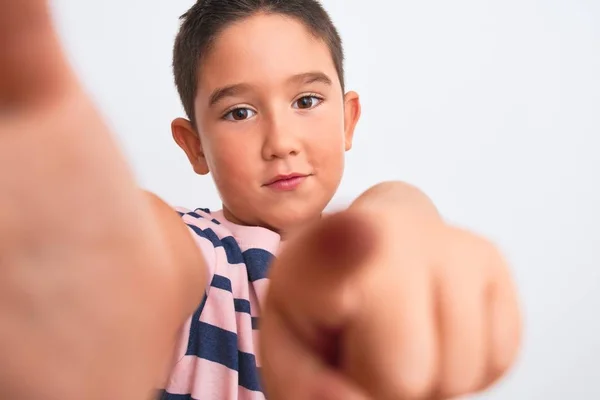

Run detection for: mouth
[[263, 173, 311, 191]]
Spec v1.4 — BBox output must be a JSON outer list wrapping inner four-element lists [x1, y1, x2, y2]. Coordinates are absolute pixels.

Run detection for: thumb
[[0, 0, 74, 108], [259, 211, 376, 400]]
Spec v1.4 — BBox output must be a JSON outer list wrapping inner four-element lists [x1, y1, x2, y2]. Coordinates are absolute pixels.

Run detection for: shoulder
[[176, 206, 223, 227], [175, 206, 229, 243], [141, 192, 223, 245], [141, 191, 227, 269], [173, 206, 244, 273]]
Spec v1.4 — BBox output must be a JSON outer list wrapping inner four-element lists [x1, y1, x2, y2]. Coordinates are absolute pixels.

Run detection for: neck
[[222, 206, 322, 242]]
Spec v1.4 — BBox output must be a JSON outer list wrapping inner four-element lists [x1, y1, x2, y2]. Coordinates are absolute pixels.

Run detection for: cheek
[[307, 113, 346, 170], [206, 137, 257, 194]]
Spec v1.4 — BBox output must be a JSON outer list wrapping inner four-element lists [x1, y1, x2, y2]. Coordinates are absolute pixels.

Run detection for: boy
[[0, 1, 521, 399]]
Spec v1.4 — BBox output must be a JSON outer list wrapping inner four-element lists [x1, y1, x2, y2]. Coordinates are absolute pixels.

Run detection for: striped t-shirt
[[159, 207, 281, 400]]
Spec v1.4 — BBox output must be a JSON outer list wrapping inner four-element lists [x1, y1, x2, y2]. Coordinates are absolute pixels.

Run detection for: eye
[[293, 95, 323, 110], [223, 107, 257, 121]]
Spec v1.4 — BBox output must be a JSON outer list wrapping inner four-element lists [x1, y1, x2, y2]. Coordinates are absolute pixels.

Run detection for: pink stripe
[[181, 211, 219, 282], [238, 384, 267, 400], [180, 210, 211, 227], [211, 210, 280, 252], [213, 244, 244, 269], [247, 287, 262, 367], [210, 220, 243, 241], [186, 226, 217, 281], [253, 329, 262, 367], [190, 208, 213, 220], [248, 287, 261, 317], [252, 279, 270, 310], [209, 245, 250, 301], [235, 310, 256, 355], [225, 256, 251, 299], [200, 287, 237, 332], [174, 206, 192, 214], [167, 355, 238, 399], [237, 231, 280, 254]]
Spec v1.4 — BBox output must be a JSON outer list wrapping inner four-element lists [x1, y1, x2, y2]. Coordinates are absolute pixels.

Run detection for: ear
[[343, 91, 361, 151], [171, 118, 210, 175]]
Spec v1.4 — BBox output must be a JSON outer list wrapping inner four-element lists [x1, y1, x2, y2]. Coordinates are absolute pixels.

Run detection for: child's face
[[173, 13, 361, 233]]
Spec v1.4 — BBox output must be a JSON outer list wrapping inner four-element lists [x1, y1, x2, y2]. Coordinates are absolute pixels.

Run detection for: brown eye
[[233, 109, 248, 120], [293, 95, 323, 110], [224, 107, 256, 121]]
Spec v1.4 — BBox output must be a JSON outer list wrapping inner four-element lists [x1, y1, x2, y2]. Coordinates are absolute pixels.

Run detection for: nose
[[261, 113, 301, 160]]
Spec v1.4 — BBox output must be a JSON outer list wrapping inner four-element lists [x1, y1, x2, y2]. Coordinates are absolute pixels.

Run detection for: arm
[[0, 2, 206, 399], [144, 192, 209, 388], [145, 191, 208, 307]]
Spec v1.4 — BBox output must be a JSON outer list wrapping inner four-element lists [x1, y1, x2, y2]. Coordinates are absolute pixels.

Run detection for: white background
[[50, 1, 600, 398]]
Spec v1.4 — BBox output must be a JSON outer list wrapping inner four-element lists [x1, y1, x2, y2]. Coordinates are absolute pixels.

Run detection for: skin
[[172, 14, 360, 238], [0, 3, 522, 400], [262, 184, 522, 399], [0, 2, 204, 399]]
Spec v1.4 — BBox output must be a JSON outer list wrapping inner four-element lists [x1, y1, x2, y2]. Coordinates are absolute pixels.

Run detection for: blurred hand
[[260, 182, 522, 400]]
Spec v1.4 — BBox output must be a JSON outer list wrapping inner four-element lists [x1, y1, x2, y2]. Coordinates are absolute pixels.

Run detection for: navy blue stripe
[[243, 248, 273, 282], [184, 224, 245, 265], [238, 351, 262, 392], [211, 218, 221, 225], [187, 211, 203, 219], [185, 293, 208, 358], [252, 317, 260, 330], [157, 391, 194, 400], [185, 322, 262, 391], [201, 228, 221, 248], [185, 225, 220, 247], [176, 211, 184, 217], [234, 298, 251, 314], [222, 236, 244, 264], [211, 274, 232, 292], [187, 321, 238, 368], [196, 208, 211, 214], [185, 223, 204, 237]]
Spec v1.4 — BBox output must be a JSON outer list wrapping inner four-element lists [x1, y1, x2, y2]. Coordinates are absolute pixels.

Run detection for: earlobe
[[343, 91, 361, 152], [171, 117, 210, 175]]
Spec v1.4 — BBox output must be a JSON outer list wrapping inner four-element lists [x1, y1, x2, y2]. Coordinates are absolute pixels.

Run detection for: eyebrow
[[208, 71, 333, 107], [286, 71, 333, 87], [208, 83, 252, 108]]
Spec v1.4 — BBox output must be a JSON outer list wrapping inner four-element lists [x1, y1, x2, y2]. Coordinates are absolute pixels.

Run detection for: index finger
[[260, 211, 376, 400], [266, 211, 376, 340]]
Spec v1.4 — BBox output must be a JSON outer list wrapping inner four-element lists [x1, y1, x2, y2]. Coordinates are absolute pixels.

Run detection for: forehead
[[196, 13, 338, 98]]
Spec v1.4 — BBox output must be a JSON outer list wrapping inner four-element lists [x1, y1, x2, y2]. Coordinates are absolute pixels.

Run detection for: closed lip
[[263, 173, 309, 186]]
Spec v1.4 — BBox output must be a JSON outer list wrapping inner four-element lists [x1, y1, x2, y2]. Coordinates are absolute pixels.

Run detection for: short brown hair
[[173, 0, 345, 125]]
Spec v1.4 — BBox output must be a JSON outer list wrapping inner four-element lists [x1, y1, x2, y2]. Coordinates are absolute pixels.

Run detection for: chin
[[261, 201, 325, 233]]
